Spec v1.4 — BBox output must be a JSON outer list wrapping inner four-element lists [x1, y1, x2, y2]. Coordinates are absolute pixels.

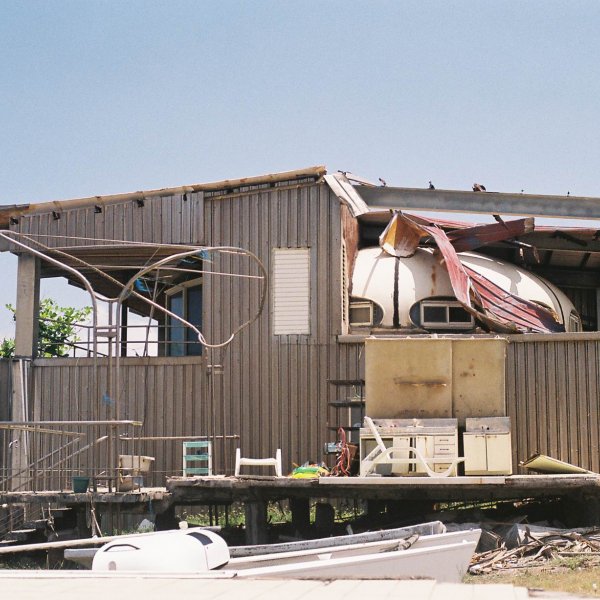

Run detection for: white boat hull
[[225, 540, 478, 583]]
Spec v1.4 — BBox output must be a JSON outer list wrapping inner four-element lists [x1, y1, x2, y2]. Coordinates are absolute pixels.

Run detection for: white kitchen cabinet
[[463, 417, 512, 475]]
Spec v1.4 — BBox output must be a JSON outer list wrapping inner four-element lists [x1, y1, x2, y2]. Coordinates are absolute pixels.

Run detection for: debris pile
[[470, 526, 600, 574]]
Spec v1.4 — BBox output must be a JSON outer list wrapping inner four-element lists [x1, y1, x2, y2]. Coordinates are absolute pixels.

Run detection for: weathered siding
[[23, 332, 600, 482], [30, 356, 207, 485], [25, 181, 352, 480], [202, 183, 344, 471], [0, 360, 11, 472], [10, 193, 204, 247], [506, 335, 600, 473]]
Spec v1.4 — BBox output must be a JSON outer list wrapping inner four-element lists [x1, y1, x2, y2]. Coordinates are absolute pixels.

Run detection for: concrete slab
[[0, 571, 531, 600]]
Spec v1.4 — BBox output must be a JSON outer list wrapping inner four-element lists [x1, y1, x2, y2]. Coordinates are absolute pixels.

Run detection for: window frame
[[420, 299, 475, 330], [165, 277, 203, 356], [349, 300, 374, 327]]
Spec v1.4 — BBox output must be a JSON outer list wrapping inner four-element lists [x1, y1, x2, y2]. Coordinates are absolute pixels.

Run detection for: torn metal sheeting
[[378, 212, 423, 257], [520, 453, 595, 475], [376, 212, 563, 334], [447, 218, 534, 252], [464, 266, 565, 333]]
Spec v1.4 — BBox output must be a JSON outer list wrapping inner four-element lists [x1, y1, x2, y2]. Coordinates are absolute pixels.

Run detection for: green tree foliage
[[0, 299, 92, 358]]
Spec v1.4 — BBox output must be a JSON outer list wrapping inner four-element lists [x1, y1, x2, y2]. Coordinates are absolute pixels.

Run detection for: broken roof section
[[0, 166, 598, 334], [378, 212, 564, 333]]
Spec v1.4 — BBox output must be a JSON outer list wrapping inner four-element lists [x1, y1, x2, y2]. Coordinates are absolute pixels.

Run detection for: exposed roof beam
[[357, 186, 600, 220], [533, 267, 600, 288]]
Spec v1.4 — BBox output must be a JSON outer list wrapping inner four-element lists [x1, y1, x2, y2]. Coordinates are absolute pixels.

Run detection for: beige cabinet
[[463, 429, 512, 475], [360, 419, 459, 476]]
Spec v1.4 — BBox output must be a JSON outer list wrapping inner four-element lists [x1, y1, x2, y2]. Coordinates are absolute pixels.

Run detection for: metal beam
[[533, 267, 600, 289], [357, 186, 600, 220]]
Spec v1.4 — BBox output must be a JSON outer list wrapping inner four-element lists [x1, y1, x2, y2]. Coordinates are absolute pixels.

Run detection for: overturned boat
[[90, 526, 480, 583]]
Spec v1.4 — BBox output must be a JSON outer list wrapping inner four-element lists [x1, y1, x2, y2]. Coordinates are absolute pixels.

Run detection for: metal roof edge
[[323, 173, 370, 217], [0, 166, 327, 226], [356, 185, 600, 220]]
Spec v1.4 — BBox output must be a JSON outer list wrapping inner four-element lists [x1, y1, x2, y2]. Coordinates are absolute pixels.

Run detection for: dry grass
[[465, 557, 600, 597]]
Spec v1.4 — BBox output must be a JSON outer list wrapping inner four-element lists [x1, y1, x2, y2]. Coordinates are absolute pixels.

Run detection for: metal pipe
[[0, 231, 100, 357]]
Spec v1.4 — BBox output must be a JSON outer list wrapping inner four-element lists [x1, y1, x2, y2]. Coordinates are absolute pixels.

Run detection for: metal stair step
[[5, 528, 38, 541], [22, 519, 50, 531]]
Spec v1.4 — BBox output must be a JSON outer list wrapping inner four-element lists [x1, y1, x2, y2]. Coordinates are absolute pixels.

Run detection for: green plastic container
[[72, 476, 90, 493]]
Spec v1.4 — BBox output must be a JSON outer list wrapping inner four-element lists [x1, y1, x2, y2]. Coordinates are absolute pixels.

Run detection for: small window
[[187, 532, 213, 545], [569, 310, 583, 332], [420, 300, 474, 330], [349, 301, 374, 326], [166, 279, 202, 356]]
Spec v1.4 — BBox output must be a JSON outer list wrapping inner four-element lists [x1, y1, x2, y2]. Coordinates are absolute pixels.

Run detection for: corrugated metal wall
[[338, 336, 600, 474], [0, 360, 11, 472], [25, 181, 356, 479], [30, 357, 207, 485], [202, 182, 345, 472], [25, 330, 600, 481], [18, 177, 600, 483], [506, 335, 600, 473], [10, 193, 204, 246]]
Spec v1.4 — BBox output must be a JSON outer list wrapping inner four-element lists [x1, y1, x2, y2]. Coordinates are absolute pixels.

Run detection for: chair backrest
[[363, 417, 387, 451]]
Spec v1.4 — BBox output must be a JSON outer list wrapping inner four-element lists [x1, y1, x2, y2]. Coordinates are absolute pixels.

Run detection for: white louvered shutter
[[272, 248, 310, 335]]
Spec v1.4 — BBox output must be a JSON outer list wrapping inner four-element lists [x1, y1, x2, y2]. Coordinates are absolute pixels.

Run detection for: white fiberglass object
[[92, 528, 229, 572], [351, 247, 580, 331]]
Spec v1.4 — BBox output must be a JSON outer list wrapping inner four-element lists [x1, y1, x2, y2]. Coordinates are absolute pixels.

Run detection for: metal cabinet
[[463, 417, 512, 475]]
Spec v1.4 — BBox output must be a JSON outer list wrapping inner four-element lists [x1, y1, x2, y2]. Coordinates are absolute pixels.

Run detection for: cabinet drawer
[[434, 436, 455, 445], [434, 463, 456, 474], [434, 445, 456, 456]]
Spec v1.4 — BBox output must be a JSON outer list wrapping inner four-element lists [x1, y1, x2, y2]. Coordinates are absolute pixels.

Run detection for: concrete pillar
[[244, 500, 268, 545], [14, 254, 40, 358], [10, 359, 30, 490], [10, 254, 40, 491]]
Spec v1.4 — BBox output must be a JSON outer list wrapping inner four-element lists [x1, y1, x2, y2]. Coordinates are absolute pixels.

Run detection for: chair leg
[[275, 449, 282, 477], [234, 448, 241, 477]]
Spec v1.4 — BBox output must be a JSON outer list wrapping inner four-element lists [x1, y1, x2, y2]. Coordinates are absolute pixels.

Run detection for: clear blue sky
[[1, 1, 600, 336]]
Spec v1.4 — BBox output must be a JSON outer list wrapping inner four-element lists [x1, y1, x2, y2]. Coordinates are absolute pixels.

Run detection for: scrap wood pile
[[469, 527, 600, 574]]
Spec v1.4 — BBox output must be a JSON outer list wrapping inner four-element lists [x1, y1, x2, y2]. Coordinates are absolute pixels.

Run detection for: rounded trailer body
[[352, 247, 580, 331]]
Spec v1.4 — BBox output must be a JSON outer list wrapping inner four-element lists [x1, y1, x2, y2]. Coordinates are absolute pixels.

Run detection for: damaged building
[[1, 165, 600, 489]]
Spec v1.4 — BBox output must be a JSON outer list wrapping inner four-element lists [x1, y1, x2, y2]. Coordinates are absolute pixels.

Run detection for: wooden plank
[[161, 196, 172, 244], [132, 200, 143, 243]]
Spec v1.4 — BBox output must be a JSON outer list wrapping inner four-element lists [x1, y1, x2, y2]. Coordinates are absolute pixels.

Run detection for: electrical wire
[[330, 427, 352, 477]]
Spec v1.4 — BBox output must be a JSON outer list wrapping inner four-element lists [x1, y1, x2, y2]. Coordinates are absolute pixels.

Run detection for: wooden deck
[[3, 474, 599, 513], [167, 473, 600, 503]]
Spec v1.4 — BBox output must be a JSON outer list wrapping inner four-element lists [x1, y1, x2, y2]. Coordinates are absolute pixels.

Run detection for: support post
[[244, 500, 268, 545], [290, 497, 310, 535], [10, 254, 39, 491], [14, 254, 40, 358], [120, 303, 128, 357]]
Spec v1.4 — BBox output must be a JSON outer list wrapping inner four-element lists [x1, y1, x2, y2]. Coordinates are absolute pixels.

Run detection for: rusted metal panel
[[379, 212, 423, 257], [447, 218, 534, 252]]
